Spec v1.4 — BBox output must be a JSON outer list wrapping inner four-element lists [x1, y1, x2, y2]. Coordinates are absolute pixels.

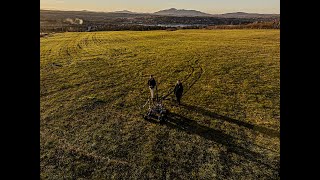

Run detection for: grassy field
[[40, 29, 280, 179]]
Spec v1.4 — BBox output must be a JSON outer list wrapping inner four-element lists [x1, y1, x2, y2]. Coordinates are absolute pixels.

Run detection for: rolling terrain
[[40, 29, 280, 179], [40, 9, 280, 32]]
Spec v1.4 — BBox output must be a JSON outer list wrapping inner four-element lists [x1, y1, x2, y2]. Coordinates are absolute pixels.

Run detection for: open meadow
[[40, 29, 280, 179]]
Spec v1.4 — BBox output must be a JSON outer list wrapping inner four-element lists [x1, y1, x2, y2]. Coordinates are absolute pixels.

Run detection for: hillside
[[217, 12, 280, 18], [40, 9, 280, 33], [113, 10, 139, 14], [154, 8, 212, 17], [40, 29, 280, 179]]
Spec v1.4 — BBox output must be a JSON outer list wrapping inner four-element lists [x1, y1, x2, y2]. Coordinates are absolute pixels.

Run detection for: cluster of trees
[[40, 21, 279, 33], [40, 25, 85, 33], [206, 21, 280, 29], [40, 10, 280, 33], [40, 24, 218, 33], [40, 24, 169, 32], [130, 16, 256, 26]]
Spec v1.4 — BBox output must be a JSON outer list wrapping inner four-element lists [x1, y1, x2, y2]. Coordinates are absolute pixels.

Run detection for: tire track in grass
[[56, 33, 86, 65], [138, 53, 205, 178], [41, 40, 63, 70], [92, 32, 102, 45], [182, 60, 203, 96], [158, 52, 279, 178], [65, 33, 84, 62], [79, 33, 105, 59], [161, 59, 203, 102], [89, 32, 109, 57], [161, 65, 194, 100]]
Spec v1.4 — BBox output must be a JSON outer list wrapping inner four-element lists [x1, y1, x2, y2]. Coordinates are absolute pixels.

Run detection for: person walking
[[148, 75, 157, 101], [174, 80, 183, 105]]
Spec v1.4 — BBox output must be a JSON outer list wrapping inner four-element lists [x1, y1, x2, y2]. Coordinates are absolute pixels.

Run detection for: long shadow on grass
[[145, 112, 279, 172], [180, 104, 279, 139]]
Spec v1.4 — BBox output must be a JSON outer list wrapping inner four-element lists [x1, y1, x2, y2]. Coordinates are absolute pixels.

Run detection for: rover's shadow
[[145, 112, 279, 171]]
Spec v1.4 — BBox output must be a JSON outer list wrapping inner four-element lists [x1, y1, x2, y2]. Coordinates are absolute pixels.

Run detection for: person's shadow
[[144, 111, 279, 172], [179, 104, 280, 139]]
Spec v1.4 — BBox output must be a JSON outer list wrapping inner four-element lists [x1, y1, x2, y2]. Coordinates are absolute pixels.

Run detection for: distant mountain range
[[154, 8, 211, 17], [113, 10, 139, 14], [110, 8, 279, 18], [215, 12, 280, 18], [40, 8, 280, 19], [41, 8, 280, 32]]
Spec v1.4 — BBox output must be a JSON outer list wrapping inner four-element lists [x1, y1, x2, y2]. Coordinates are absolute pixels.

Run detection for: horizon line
[[40, 8, 280, 15]]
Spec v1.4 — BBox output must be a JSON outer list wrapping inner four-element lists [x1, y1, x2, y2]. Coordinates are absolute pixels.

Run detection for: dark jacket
[[148, 78, 156, 88], [174, 83, 183, 96]]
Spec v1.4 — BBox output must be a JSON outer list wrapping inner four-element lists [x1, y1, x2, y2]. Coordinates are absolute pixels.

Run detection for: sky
[[40, 0, 280, 14]]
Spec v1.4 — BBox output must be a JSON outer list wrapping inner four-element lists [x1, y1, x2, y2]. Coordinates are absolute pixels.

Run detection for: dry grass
[[40, 29, 280, 179]]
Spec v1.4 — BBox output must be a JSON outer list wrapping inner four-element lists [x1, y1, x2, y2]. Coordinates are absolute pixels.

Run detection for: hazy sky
[[40, 0, 280, 14]]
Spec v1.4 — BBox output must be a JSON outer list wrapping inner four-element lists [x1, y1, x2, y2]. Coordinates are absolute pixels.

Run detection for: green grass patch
[[41, 29, 280, 179]]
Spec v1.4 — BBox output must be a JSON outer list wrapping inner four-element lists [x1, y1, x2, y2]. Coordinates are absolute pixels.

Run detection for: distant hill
[[113, 10, 138, 14], [153, 8, 279, 18], [41, 9, 279, 19], [217, 12, 280, 18], [154, 8, 212, 17]]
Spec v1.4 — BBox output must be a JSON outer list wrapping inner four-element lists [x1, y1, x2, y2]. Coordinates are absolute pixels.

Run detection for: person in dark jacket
[[174, 80, 183, 105], [148, 75, 157, 100]]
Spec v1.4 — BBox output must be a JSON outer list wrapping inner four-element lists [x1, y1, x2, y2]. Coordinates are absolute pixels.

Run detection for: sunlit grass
[[40, 29, 280, 179]]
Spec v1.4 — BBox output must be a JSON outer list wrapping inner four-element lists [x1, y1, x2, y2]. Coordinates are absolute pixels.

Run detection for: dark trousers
[[176, 94, 182, 104]]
